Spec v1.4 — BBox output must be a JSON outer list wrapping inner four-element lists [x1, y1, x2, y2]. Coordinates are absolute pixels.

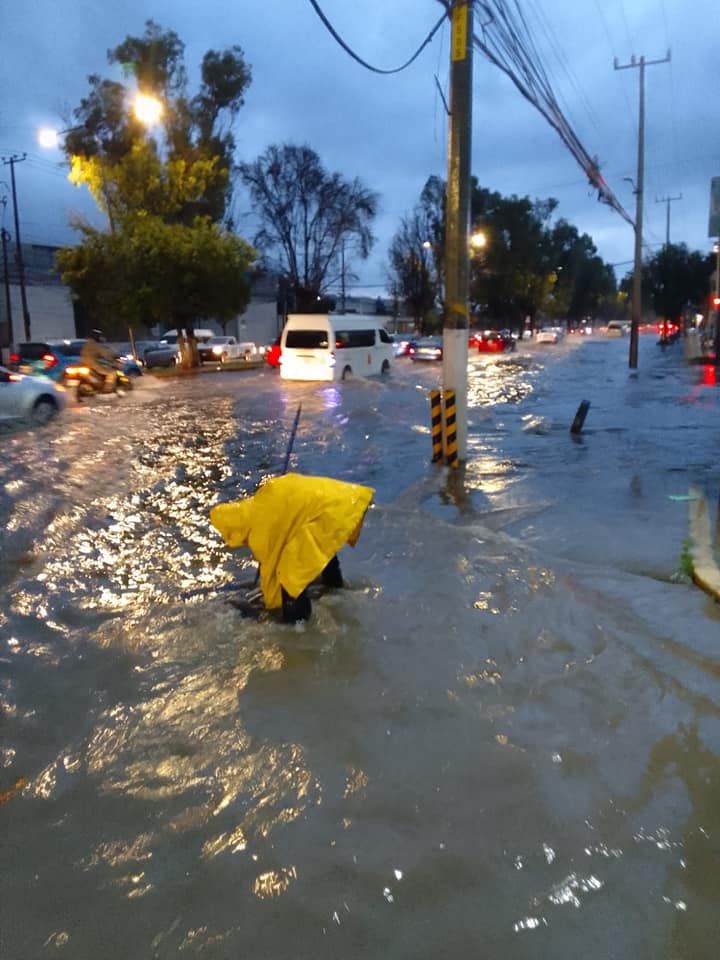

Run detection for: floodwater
[[1, 335, 719, 958]]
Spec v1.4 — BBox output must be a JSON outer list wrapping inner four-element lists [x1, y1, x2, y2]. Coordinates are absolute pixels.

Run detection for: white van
[[280, 314, 394, 381]]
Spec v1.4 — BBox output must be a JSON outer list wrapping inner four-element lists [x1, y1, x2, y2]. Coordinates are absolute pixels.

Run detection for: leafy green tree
[[65, 20, 251, 226], [639, 244, 714, 323], [386, 176, 446, 332], [240, 144, 378, 312], [469, 182, 557, 329], [57, 21, 255, 365], [57, 217, 254, 362], [387, 211, 438, 332]]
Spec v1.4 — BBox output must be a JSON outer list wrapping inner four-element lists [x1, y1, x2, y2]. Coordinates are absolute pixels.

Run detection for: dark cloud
[[2, 0, 718, 294]]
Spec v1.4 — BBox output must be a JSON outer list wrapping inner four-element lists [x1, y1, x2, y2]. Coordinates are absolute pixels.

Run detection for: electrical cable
[[473, 0, 634, 227], [305, 0, 446, 74]]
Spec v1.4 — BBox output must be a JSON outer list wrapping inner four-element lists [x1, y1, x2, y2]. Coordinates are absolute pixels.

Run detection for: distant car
[[392, 335, 419, 357], [606, 321, 628, 337], [198, 336, 259, 363], [0, 365, 67, 424], [472, 330, 515, 353], [536, 329, 559, 344], [410, 336, 443, 361], [265, 336, 282, 368]]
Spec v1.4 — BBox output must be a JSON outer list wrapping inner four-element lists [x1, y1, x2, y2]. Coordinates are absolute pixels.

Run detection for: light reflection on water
[[1, 351, 719, 957]]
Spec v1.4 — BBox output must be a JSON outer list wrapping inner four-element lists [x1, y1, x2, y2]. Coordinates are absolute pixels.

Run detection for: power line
[[472, 1, 634, 227], [305, 0, 446, 74]]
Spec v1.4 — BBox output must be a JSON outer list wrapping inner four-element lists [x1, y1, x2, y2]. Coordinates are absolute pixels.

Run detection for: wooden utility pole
[[614, 52, 670, 369], [655, 193, 682, 247], [442, 0, 473, 460]]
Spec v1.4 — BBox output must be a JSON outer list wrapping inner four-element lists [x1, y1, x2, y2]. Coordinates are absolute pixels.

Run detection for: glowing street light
[[37, 127, 61, 150], [470, 230, 486, 250], [133, 92, 163, 127]]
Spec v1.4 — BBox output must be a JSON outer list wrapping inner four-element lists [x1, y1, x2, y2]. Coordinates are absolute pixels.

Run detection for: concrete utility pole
[[1, 155, 31, 342], [1, 228, 13, 361], [614, 52, 670, 369], [655, 193, 682, 247], [714, 240, 720, 364], [340, 240, 346, 313], [442, 0, 473, 460]]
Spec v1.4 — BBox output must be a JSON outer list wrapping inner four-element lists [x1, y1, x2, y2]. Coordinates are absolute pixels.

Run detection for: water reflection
[[1, 355, 719, 957]]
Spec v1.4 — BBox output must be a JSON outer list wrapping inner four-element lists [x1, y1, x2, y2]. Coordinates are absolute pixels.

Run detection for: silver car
[[0, 365, 67, 424]]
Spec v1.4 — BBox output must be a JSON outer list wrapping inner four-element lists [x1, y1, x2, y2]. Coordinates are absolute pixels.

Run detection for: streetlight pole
[[1, 154, 31, 342], [442, 0, 473, 462]]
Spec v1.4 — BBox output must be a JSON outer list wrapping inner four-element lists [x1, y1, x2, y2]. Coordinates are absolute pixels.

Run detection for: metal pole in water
[[570, 400, 591, 435]]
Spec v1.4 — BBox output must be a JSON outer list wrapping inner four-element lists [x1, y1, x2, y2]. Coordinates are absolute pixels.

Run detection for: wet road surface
[[1, 335, 719, 958]]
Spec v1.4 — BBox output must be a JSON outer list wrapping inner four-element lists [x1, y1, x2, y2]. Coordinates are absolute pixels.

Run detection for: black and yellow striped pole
[[429, 390, 443, 462], [443, 389, 458, 468]]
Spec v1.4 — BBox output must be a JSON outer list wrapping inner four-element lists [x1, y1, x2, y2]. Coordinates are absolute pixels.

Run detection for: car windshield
[[209, 337, 230, 344]]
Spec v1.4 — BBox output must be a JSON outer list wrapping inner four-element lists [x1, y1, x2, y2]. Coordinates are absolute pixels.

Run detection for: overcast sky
[[1, 0, 718, 298]]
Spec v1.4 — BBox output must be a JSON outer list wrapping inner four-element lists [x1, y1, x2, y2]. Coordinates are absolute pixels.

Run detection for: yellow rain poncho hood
[[210, 473, 374, 609]]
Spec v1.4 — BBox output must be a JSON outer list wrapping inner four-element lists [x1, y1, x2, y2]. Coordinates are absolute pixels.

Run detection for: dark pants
[[280, 555, 344, 622]]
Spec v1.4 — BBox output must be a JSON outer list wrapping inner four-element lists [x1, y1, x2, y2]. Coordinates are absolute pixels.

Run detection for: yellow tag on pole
[[451, 3, 468, 62]]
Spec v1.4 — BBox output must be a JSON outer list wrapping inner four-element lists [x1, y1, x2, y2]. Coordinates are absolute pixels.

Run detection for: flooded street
[[1, 336, 719, 958]]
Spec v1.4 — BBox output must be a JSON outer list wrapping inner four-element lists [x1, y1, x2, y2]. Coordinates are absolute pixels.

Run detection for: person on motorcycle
[[81, 330, 118, 389]]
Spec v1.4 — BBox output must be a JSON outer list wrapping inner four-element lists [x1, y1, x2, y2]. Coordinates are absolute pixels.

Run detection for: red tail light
[[9, 352, 19, 364], [42, 353, 58, 369]]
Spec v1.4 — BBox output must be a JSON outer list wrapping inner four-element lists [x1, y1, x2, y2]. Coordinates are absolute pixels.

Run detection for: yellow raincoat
[[210, 473, 374, 610]]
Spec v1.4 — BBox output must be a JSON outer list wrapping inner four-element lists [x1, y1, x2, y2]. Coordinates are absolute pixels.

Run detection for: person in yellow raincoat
[[210, 473, 375, 621]]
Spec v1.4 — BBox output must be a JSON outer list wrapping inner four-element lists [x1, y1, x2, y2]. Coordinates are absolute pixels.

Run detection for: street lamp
[[133, 92, 163, 127], [37, 127, 62, 149], [470, 230, 486, 250]]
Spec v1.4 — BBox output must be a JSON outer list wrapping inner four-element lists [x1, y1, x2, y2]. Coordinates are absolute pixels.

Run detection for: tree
[[65, 20, 251, 227], [390, 176, 617, 333], [386, 176, 445, 332], [239, 144, 378, 312], [57, 21, 255, 365], [57, 217, 254, 359], [387, 211, 439, 332], [639, 244, 714, 324]]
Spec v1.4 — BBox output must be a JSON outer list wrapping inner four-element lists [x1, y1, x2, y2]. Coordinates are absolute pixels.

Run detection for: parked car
[[409, 336, 443, 361], [143, 343, 180, 369], [0, 365, 66, 424], [265, 336, 282, 368], [198, 336, 259, 363], [113, 341, 163, 367]]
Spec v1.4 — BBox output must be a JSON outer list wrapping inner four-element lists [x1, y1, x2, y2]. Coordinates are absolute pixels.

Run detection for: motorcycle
[[74, 359, 133, 401]]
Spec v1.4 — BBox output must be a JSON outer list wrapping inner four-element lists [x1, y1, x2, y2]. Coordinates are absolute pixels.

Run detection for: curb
[[146, 359, 266, 378], [688, 485, 720, 602]]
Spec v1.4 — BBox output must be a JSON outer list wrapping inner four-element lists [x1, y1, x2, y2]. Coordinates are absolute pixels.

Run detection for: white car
[[0, 366, 67, 424], [536, 329, 559, 344], [199, 336, 258, 363]]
